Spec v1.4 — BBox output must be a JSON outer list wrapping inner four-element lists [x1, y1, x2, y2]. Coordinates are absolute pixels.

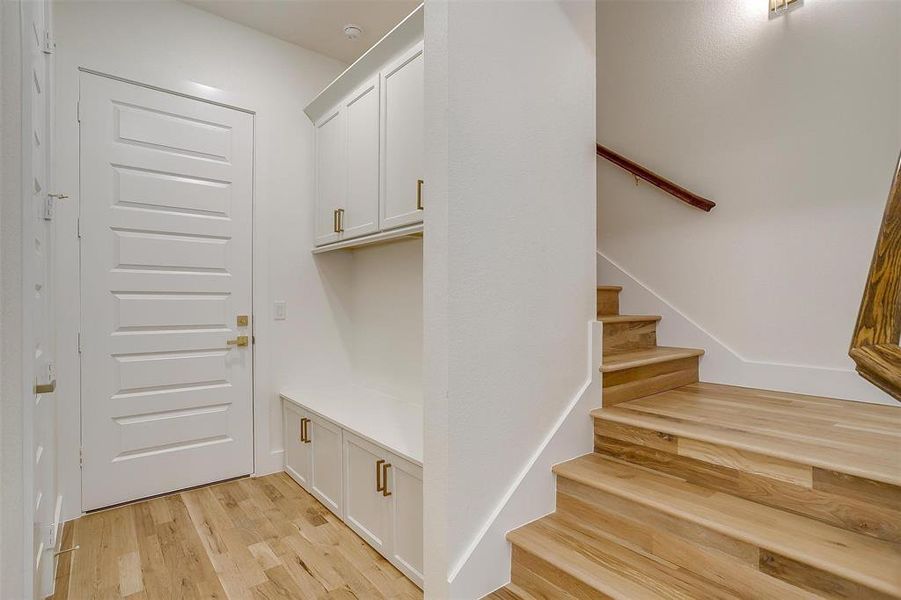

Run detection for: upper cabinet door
[[342, 77, 380, 240], [314, 105, 345, 246], [380, 42, 424, 231]]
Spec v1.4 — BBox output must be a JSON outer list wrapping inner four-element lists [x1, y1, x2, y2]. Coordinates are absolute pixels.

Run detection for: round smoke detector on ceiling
[[343, 24, 363, 40]]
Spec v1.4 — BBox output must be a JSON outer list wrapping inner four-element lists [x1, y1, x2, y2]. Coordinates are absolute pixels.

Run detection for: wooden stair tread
[[508, 513, 743, 600], [598, 314, 662, 324], [553, 453, 901, 597], [597, 285, 623, 291], [482, 585, 533, 600], [591, 382, 901, 486], [601, 346, 705, 373]]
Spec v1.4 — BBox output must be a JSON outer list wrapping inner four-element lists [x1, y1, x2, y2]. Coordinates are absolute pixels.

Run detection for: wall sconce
[[770, 0, 801, 15]]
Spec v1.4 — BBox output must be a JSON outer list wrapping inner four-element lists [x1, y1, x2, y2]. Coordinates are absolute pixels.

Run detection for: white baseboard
[[446, 321, 602, 599], [597, 250, 895, 405], [254, 449, 285, 478]]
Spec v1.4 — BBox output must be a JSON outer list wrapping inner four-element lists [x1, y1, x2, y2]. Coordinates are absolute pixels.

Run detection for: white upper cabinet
[[314, 106, 346, 246], [305, 5, 424, 249], [380, 42, 424, 231], [342, 77, 381, 240]]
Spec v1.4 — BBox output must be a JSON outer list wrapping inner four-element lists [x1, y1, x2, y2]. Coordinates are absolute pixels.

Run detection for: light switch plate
[[274, 301, 287, 320]]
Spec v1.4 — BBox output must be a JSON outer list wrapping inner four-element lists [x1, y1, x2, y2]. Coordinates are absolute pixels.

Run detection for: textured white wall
[[1, 2, 26, 597], [52, 0, 349, 520], [347, 239, 423, 405], [597, 0, 900, 400], [424, 0, 596, 597]]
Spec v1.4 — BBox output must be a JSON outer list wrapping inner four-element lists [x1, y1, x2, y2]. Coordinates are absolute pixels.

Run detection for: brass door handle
[[381, 462, 392, 497], [337, 208, 345, 232], [416, 179, 424, 210], [300, 418, 311, 443], [227, 335, 249, 347], [333, 209, 339, 233], [34, 379, 56, 394], [376, 459, 385, 492]]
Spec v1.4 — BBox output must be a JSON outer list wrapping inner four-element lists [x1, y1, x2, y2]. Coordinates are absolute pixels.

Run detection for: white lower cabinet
[[387, 453, 424, 584], [309, 416, 343, 516], [343, 433, 391, 555], [282, 404, 343, 518], [343, 431, 424, 587], [282, 399, 423, 588], [283, 402, 311, 490]]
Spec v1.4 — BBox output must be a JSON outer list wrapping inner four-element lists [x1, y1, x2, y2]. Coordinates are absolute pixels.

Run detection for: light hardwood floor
[[51, 473, 422, 600]]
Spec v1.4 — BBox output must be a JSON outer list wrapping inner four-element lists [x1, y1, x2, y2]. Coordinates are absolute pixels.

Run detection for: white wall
[[346, 238, 423, 405], [1, 1, 26, 597], [52, 0, 349, 521], [597, 0, 900, 403], [424, 1, 596, 597]]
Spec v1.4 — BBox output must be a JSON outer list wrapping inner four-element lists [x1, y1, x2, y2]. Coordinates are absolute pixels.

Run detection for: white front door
[[24, 0, 58, 595], [79, 72, 254, 510]]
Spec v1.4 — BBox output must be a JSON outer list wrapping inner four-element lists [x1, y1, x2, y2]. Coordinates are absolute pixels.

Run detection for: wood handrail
[[596, 144, 715, 212], [849, 150, 901, 401]]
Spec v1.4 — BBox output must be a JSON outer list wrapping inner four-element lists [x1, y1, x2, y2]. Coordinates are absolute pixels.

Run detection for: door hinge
[[79, 448, 84, 469], [76, 332, 82, 354], [42, 30, 55, 54], [76, 217, 81, 239], [76, 100, 80, 124]]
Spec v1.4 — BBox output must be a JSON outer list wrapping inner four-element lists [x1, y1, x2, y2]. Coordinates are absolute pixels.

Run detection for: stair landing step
[[553, 453, 901, 597], [591, 382, 901, 486], [601, 346, 704, 373], [508, 513, 745, 599], [598, 314, 661, 324]]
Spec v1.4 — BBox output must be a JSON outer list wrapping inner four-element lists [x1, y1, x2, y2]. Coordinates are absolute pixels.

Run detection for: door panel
[[283, 403, 311, 490], [310, 415, 343, 516], [380, 42, 424, 230], [343, 432, 390, 553], [390, 455, 424, 586], [314, 106, 344, 246], [26, 0, 58, 596], [80, 73, 254, 510], [342, 77, 380, 240]]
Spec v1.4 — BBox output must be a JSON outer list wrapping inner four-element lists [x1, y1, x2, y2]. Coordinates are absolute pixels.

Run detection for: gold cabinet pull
[[34, 379, 56, 394], [333, 208, 339, 233], [300, 418, 311, 443], [376, 459, 385, 492], [226, 335, 249, 347], [416, 179, 424, 210], [336, 208, 345, 232], [381, 463, 392, 497]]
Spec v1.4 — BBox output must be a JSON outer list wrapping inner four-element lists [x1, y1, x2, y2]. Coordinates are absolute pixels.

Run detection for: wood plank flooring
[[51, 473, 422, 600]]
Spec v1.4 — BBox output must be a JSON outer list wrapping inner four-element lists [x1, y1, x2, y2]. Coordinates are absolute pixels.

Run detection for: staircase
[[488, 286, 901, 600]]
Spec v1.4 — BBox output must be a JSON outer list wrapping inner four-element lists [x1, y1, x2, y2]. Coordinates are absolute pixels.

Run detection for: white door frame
[[55, 67, 260, 518]]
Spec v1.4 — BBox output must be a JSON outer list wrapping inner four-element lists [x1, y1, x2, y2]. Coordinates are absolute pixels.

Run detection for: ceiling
[[182, 0, 420, 64]]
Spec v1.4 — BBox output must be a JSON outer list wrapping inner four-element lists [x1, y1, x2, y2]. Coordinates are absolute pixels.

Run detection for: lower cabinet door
[[282, 402, 311, 491], [343, 432, 391, 555], [309, 415, 343, 517], [387, 453, 423, 586]]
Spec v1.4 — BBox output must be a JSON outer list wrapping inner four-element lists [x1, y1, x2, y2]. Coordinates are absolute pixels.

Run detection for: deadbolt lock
[[237, 315, 249, 327]]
